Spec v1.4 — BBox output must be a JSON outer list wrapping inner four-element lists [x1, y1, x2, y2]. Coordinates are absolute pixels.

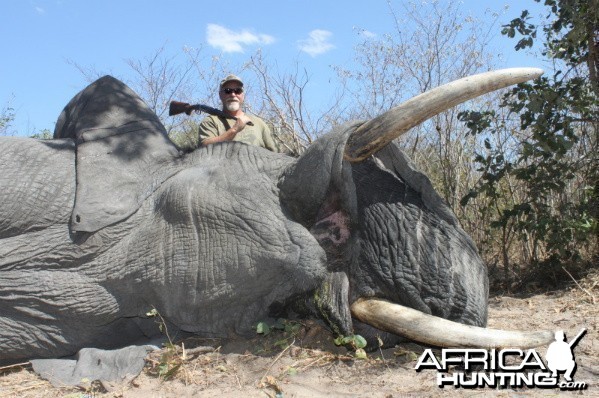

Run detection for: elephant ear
[[54, 75, 181, 233]]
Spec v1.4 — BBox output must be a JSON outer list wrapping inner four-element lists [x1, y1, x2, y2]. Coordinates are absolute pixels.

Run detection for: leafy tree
[[336, 0, 502, 212], [460, 0, 598, 277]]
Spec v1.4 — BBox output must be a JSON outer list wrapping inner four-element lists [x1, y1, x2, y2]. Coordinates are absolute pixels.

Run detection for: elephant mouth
[[351, 298, 553, 349]]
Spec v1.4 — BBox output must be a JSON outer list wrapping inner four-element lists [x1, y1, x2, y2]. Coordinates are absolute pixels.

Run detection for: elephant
[[0, 69, 553, 367]]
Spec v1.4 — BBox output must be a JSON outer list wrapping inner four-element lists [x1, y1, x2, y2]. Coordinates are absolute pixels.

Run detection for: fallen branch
[[260, 339, 295, 385], [0, 362, 30, 373], [183, 346, 216, 357], [562, 266, 596, 304]]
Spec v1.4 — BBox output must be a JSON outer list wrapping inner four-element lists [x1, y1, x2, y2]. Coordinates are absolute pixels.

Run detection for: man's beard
[[225, 100, 240, 112]]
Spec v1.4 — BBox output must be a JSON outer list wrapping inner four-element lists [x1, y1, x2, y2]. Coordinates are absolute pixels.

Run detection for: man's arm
[[261, 121, 279, 152], [199, 115, 251, 146]]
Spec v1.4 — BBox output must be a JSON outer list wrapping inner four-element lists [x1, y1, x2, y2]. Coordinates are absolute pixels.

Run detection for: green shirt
[[198, 114, 278, 152]]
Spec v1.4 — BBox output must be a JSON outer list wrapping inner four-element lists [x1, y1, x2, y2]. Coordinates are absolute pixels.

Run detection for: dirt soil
[[1, 271, 597, 398]]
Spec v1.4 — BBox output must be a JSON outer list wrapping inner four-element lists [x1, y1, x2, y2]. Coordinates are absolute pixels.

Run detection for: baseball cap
[[220, 74, 244, 88]]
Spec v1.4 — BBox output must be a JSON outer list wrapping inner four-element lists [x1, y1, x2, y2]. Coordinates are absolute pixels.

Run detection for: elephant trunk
[[351, 298, 553, 349], [344, 68, 544, 162]]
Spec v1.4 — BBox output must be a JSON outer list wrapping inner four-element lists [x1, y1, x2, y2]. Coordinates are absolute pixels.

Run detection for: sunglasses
[[222, 87, 244, 95]]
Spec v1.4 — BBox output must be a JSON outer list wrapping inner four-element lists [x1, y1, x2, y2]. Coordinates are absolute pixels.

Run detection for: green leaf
[[274, 338, 290, 348], [158, 363, 169, 376], [353, 335, 367, 349], [285, 322, 302, 335], [272, 319, 286, 330], [256, 322, 271, 335], [162, 363, 182, 380], [354, 348, 368, 359], [334, 334, 368, 349]]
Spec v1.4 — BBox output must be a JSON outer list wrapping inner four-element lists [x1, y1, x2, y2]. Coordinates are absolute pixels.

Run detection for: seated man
[[198, 74, 278, 152]]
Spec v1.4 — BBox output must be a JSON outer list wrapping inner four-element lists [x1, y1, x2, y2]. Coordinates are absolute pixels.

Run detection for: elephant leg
[[0, 270, 144, 363]]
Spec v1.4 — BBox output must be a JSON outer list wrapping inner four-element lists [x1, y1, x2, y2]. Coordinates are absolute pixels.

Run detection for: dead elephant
[[0, 69, 553, 367]]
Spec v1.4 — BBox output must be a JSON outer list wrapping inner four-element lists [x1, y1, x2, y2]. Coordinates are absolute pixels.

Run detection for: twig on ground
[[233, 369, 243, 389], [184, 346, 217, 357], [295, 355, 329, 371], [260, 339, 295, 383], [0, 362, 30, 373], [562, 266, 596, 304], [0, 382, 50, 397]]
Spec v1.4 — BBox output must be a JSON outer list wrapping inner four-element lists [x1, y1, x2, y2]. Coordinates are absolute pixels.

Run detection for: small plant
[[145, 307, 183, 380], [255, 321, 272, 335], [334, 334, 368, 359], [255, 318, 304, 353], [256, 319, 302, 336]]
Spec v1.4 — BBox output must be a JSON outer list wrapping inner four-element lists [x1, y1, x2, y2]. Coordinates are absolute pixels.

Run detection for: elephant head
[[279, 68, 553, 349], [0, 69, 552, 365]]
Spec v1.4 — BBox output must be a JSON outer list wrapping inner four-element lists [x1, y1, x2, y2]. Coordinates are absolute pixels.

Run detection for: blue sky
[[1, 0, 546, 136]]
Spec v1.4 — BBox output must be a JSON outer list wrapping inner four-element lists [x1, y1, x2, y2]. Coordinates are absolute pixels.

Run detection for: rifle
[[168, 101, 253, 125]]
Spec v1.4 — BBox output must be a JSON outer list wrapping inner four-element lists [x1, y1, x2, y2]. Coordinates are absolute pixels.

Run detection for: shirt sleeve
[[197, 116, 220, 146], [260, 121, 279, 152]]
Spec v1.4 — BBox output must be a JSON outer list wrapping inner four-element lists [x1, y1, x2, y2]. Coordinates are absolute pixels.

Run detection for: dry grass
[[1, 270, 597, 397]]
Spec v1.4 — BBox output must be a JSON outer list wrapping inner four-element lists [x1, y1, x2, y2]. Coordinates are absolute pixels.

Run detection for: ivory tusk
[[350, 297, 554, 349], [344, 68, 544, 162]]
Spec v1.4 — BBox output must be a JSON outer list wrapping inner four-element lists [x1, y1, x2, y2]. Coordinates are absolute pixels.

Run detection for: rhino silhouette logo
[[545, 328, 586, 382]]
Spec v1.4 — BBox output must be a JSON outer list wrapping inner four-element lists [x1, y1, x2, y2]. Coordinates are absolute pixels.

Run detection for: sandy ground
[[1, 271, 597, 398]]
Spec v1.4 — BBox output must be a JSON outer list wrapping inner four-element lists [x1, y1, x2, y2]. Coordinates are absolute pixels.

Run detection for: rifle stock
[[169, 101, 197, 116], [168, 101, 253, 125]]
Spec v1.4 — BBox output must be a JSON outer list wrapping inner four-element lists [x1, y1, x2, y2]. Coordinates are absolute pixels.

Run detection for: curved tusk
[[350, 298, 554, 349], [344, 67, 544, 162]]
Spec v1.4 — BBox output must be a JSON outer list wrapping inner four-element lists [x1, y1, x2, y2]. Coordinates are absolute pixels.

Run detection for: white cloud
[[298, 30, 335, 57], [35, 6, 45, 14], [206, 24, 275, 53], [359, 29, 377, 39]]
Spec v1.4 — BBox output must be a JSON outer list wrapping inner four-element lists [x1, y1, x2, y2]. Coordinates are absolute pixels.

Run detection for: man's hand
[[200, 114, 252, 146], [232, 114, 252, 134]]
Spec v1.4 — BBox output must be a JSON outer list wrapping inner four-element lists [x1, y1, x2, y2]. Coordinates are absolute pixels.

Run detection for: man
[[198, 74, 278, 152]]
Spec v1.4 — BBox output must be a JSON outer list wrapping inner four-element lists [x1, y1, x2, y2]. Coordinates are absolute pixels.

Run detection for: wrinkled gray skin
[[0, 76, 487, 364]]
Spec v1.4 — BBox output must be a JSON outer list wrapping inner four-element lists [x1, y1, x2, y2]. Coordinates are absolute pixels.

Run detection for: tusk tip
[[502, 67, 544, 80]]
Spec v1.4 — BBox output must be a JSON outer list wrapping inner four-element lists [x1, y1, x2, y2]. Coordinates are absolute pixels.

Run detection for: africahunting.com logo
[[415, 328, 588, 391]]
